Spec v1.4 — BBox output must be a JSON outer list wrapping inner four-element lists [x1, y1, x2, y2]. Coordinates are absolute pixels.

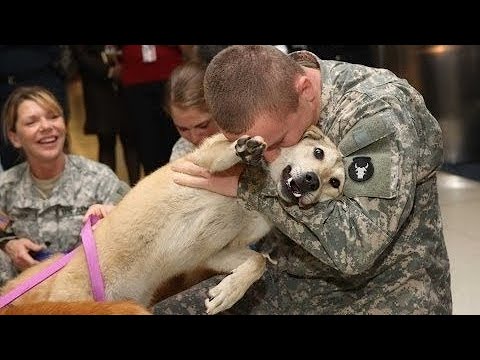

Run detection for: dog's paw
[[204, 273, 248, 315], [235, 135, 266, 166]]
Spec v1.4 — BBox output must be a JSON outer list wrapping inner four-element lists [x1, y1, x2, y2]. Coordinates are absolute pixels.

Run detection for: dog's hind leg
[[202, 247, 267, 315]]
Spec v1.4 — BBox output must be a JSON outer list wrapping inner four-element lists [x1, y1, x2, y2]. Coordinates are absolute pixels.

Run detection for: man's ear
[[296, 75, 315, 102], [7, 130, 21, 149]]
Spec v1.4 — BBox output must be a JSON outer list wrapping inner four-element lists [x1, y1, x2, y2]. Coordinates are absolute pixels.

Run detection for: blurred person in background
[[72, 45, 140, 186], [119, 45, 193, 175]]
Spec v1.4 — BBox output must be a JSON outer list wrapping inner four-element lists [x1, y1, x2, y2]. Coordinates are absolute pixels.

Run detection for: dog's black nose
[[299, 172, 320, 192]]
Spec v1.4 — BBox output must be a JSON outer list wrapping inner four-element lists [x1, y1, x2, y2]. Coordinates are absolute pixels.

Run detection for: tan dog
[[1, 125, 344, 315]]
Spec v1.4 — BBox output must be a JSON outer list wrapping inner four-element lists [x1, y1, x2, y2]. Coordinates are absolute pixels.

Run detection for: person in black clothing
[[72, 45, 140, 186]]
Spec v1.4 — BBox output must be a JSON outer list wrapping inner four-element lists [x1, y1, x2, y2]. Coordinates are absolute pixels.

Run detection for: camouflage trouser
[[151, 269, 353, 315], [153, 264, 292, 315], [0, 251, 17, 288], [152, 262, 452, 315], [152, 264, 349, 315]]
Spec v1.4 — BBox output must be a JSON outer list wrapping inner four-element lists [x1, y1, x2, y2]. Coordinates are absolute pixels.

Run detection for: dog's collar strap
[[0, 249, 77, 309], [0, 215, 105, 309], [81, 215, 105, 301]]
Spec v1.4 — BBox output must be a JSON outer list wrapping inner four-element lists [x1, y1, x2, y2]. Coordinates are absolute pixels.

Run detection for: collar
[[14, 156, 73, 209]]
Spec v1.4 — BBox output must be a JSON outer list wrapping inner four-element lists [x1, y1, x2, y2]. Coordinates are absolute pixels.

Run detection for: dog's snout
[[299, 172, 320, 192]]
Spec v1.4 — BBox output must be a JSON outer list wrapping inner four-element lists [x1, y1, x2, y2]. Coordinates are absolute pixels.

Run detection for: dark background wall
[[305, 45, 480, 167]]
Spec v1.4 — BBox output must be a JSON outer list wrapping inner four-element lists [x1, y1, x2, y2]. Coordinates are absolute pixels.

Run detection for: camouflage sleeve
[[0, 183, 16, 244], [238, 100, 420, 275], [93, 167, 131, 205]]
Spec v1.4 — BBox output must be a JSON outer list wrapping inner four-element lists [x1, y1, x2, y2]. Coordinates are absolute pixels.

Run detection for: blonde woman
[[0, 86, 129, 285], [166, 61, 220, 162]]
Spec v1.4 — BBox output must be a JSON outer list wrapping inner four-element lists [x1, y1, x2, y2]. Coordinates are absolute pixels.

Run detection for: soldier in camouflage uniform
[[153, 45, 452, 315], [0, 86, 129, 286]]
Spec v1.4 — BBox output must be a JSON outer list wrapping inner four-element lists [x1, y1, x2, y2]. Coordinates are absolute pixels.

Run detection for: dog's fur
[[1, 125, 344, 315], [0, 300, 151, 315]]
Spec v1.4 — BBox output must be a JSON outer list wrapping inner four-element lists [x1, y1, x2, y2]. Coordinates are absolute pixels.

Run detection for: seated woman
[[0, 86, 130, 286]]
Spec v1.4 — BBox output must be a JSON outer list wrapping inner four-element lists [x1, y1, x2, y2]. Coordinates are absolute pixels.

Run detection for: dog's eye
[[314, 148, 324, 160], [329, 178, 340, 188]]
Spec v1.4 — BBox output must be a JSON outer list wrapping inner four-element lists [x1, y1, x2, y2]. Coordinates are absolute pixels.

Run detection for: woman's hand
[[4, 238, 45, 270], [171, 159, 244, 198], [83, 204, 116, 230]]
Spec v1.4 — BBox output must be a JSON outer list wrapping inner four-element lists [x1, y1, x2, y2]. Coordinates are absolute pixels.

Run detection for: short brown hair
[[204, 45, 305, 134], [1, 86, 64, 143], [165, 61, 208, 115]]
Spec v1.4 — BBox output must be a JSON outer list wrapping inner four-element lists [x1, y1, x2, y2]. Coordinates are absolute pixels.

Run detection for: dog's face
[[269, 125, 345, 208]]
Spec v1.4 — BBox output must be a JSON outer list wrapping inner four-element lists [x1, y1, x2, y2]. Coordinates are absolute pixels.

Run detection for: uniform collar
[[288, 50, 334, 133], [15, 155, 74, 209]]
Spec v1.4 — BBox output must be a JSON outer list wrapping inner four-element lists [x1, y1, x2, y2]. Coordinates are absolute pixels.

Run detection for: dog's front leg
[[208, 135, 266, 173], [201, 247, 266, 315]]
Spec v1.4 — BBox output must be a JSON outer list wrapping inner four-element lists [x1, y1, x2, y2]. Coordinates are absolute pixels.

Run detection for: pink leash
[[0, 214, 105, 308], [80, 215, 105, 301]]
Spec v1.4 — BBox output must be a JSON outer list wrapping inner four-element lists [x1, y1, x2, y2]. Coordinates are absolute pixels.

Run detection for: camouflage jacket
[[0, 155, 130, 253], [238, 51, 452, 314], [169, 137, 196, 162]]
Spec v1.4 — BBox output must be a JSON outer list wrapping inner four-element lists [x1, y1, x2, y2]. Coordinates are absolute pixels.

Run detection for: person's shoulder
[[0, 162, 27, 186], [170, 137, 196, 162], [66, 155, 117, 178], [323, 58, 401, 89], [174, 137, 195, 152]]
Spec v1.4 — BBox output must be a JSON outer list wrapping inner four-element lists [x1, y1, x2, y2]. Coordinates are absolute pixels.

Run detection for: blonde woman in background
[[166, 61, 220, 162]]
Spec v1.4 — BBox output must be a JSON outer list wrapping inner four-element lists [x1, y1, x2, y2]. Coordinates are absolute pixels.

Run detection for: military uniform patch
[[348, 156, 374, 182]]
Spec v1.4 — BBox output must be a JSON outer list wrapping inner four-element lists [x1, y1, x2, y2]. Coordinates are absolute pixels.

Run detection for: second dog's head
[[269, 125, 345, 208]]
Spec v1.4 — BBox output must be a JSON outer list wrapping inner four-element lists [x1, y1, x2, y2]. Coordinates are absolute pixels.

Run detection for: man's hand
[[83, 204, 116, 230], [171, 159, 244, 198], [4, 238, 45, 271]]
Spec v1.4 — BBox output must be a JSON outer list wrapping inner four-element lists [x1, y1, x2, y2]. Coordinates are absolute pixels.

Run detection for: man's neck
[[29, 153, 66, 180]]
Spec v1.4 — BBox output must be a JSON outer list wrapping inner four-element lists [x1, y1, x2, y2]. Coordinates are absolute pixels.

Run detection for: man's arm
[[239, 104, 422, 275]]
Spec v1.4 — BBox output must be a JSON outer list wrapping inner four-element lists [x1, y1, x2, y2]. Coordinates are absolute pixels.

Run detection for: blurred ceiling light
[[422, 45, 456, 55]]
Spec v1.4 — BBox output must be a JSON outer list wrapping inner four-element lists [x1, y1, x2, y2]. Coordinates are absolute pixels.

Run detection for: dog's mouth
[[280, 165, 303, 204]]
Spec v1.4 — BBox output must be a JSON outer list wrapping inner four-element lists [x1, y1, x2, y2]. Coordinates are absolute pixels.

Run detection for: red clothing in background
[[121, 45, 183, 86]]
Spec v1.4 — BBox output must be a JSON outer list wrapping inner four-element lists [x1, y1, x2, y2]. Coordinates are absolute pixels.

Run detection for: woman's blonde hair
[[165, 61, 208, 115], [1, 86, 64, 143]]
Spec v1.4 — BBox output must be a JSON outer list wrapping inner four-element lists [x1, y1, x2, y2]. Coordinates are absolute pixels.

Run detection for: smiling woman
[[3, 90, 67, 177], [0, 86, 130, 286]]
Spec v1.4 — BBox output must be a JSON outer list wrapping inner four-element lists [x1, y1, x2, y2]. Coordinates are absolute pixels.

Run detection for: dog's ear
[[302, 125, 325, 141]]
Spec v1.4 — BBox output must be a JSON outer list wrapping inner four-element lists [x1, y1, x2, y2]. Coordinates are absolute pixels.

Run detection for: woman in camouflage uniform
[[0, 86, 130, 286]]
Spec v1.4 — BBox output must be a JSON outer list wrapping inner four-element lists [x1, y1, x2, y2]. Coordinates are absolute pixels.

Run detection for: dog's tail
[[0, 300, 151, 315]]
